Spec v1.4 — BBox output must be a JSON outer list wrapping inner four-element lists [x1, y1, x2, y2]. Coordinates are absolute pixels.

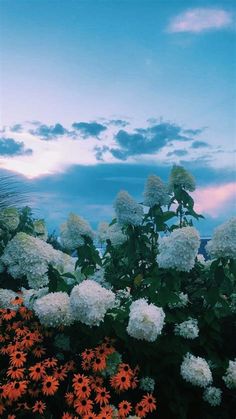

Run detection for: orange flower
[[11, 296, 23, 306], [18, 306, 33, 320], [32, 346, 46, 358], [0, 384, 11, 399], [118, 364, 133, 376], [29, 363, 46, 381], [83, 414, 97, 419], [64, 360, 76, 372], [74, 383, 91, 400], [95, 387, 111, 406], [7, 415, 16, 419], [62, 413, 73, 419], [111, 371, 131, 391], [97, 410, 113, 419], [89, 376, 104, 390], [54, 365, 68, 381], [72, 373, 90, 391], [10, 351, 27, 367], [20, 333, 35, 349], [42, 376, 59, 396], [28, 383, 40, 398], [65, 391, 74, 406], [2, 309, 16, 321], [9, 381, 27, 400], [74, 398, 93, 415], [135, 402, 148, 418], [15, 326, 29, 337], [81, 348, 95, 362], [43, 357, 58, 368], [130, 373, 139, 389], [118, 400, 132, 417], [7, 366, 25, 380], [16, 402, 30, 411], [81, 359, 92, 371], [141, 394, 157, 412], [92, 357, 106, 372], [32, 400, 46, 414]]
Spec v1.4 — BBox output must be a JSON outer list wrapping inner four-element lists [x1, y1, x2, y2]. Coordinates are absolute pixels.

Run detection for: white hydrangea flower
[[174, 318, 199, 339], [168, 165, 196, 192], [33, 219, 48, 241], [98, 222, 126, 246], [21, 287, 49, 310], [70, 279, 116, 326], [140, 377, 155, 392], [90, 268, 112, 289], [223, 359, 236, 389], [206, 217, 236, 260], [143, 175, 169, 207], [34, 292, 73, 327], [114, 191, 143, 227], [0, 288, 18, 309], [168, 292, 189, 309], [203, 386, 222, 406], [127, 299, 165, 342], [0, 208, 20, 231], [180, 353, 212, 388], [60, 213, 94, 251], [197, 254, 205, 264], [157, 227, 200, 272]]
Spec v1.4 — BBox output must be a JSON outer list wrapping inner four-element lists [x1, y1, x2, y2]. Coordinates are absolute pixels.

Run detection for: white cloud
[[168, 8, 233, 33]]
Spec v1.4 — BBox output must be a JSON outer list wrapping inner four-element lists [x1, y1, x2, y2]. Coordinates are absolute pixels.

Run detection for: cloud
[[193, 182, 236, 217], [30, 123, 69, 140], [11, 124, 23, 133], [72, 122, 107, 138], [109, 122, 196, 160], [168, 8, 233, 33], [107, 119, 129, 127], [167, 149, 188, 157], [191, 140, 210, 148], [0, 137, 32, 156]]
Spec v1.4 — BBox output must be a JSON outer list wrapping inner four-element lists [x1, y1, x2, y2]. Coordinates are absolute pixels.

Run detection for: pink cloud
[[168, 8, 233, 33], [193, 182, 236, 217]]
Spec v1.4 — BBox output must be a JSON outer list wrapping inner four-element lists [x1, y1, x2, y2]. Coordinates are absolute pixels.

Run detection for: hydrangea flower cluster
[[206, 217, 236, 260], [1, 232, 76, 289], [33, 219, 48, 241], [223, 359, 236, 389], [60, 212, 94, 250], [180, 353, 212, 388], [203, 386, 222, 406], [168, 165, 196, 192], [140, 377, 155, 392], [174, 318, 199, 339], [0, 207, 20, 231], [0, 288, 18, 309], [21, 287, 49, 310], [157, 227, 200, 272], [114, 191, 143, 226], [34, 291, 73, 327], [127, 299, 165, 342], [70, 279, 116, 326], [98, 221, 126, 246], [143, 175, 169, 207], [168, 292, 189, 309]]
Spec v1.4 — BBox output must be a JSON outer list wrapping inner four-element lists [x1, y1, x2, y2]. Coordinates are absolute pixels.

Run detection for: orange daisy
[[65, 391, 74, 406], [92, 357, 106, 372], [32, 346, 46, 358], [72, 373, 90, 391], [54, 365, 68, 381], [10, 296, 23, 306], [141, 394, 157, 412], [7, 366, 25, 380], [112, 371, 131, 391], [89, 376, 104, 391], [74, 398, 93, 415], [74, 383, 91, 400], [135, 402, 148, 418], [62, 413, 73, 419], [118, 400, 132, 417], [32, 400, 46, 414], [9, 381, 27, 400], [2, 309, 16, 321], [95, 387, 111, 406], [43, 357, 58, 368], [29, 363, 46, 381], [81, 359, 92, 371], [64, 360, 76, 372], [83, 414, 97, 419], [18, 306, 33, 320], [81, 348, 95, 362], [10, 351, 27, 367], [42, 376, 59, 396], [7, 415, 16, 419]]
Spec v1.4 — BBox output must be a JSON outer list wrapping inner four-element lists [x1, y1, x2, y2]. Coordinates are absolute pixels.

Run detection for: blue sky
[[0, 0, 235, 235]]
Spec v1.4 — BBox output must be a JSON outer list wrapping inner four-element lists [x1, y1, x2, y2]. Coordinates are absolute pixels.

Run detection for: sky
[[0, 0, 235, 236]]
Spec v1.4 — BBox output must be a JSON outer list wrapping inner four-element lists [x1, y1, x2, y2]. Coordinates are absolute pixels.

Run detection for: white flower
[[143, 175, 169, 207], [140, 377, 155, 392], [70, 279, 116, 326], [168, 165, 196, 192], [0, 288, 18, 309], [34, 292, 73, 327], [168, 292, 189, 309], [1, 232, 76, 289], [157, 227, 200, 272], [223, 359, 236, 389], [180, 353, 212, 388], [60, 213, 94, 250], [33, 219, 48, 241], [206, 217, 236, 260], [114, 191, 143, 227], [197, 254, 205, 264], [21, 287, 49, 310], [127, 299, 165, 342], [98, 222, 126, 246], [0, 208, 20, 231], [203, 386, 222, 406], [90, 268, 112, 289], [174, 318, 199, 339]]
